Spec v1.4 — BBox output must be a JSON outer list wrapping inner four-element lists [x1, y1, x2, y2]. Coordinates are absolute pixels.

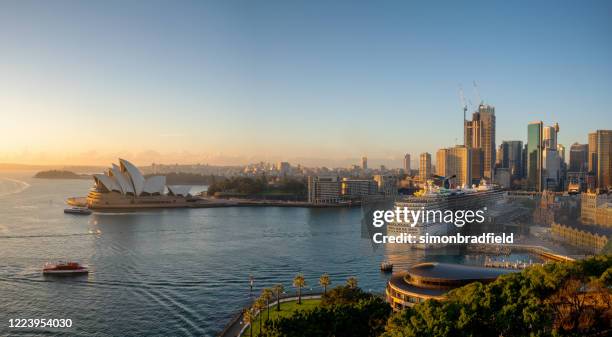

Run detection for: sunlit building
[[436, 145, 472, 187], [527, 121, 544, 191], [465, 104, 496, 180], [419, 153, 432, 182], [386, 262, 512, 311], [87, 159, 195, 209]]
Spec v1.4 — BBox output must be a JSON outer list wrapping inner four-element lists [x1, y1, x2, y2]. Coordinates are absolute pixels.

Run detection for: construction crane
[[459, 85, 467, 145], [459, 85, 467, 123], [473, 80, 483, 106]]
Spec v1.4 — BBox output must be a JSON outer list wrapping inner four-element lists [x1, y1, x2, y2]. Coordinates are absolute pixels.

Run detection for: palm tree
[[254, 297, 266, 335], [319, 273, 331, 295], [346, 276, 358, 289], [293, 273, 306, 305], [243, 308, 254, 337], [272, 284, 284, 311], [261, 288, 273, 321]]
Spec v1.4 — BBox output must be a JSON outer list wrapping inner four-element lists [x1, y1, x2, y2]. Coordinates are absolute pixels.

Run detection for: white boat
[[64, 207, 92, 215]]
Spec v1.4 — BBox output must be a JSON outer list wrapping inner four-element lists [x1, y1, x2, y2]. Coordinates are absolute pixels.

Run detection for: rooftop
[[407, 262, 514, 282]]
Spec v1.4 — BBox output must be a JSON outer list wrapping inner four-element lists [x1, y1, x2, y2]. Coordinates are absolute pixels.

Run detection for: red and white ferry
[[43, 262, 89, 275]]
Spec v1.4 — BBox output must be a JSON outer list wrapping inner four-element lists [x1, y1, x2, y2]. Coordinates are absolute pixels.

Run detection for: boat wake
[[0, 178, 30, 197]]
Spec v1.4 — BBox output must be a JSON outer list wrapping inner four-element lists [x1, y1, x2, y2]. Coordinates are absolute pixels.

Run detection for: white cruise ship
[[387, 179, 506, 249]]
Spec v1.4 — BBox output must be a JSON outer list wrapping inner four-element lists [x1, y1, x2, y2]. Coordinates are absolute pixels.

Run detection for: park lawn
[[244, 298, 321, 336]]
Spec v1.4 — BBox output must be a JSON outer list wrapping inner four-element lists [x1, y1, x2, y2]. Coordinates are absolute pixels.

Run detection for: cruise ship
[[387, 179, 506, 248]]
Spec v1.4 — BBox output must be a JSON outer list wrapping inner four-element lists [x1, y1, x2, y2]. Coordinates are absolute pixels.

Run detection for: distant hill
[[34, 170, 91, 179]]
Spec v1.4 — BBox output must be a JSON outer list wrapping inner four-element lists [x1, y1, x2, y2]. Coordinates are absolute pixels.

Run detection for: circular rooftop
[[407, 262, 513, 282]]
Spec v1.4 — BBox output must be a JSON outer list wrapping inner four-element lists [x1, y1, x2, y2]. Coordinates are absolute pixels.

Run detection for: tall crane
[[459, 85, 467, 145], [473, 80, 482, 106]]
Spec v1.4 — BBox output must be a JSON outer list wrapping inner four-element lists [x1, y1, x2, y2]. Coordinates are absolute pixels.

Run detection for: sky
[[0, 0, 611, 168]]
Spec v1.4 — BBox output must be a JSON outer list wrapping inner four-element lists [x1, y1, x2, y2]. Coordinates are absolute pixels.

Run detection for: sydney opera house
[[86, 159, 197, 209]]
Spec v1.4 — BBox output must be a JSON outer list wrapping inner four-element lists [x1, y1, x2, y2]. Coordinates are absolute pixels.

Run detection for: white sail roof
[[143, 176, 166, 194], [93, 174, 120, 193], [111, 164, 134, 195], [119, 158, 145, 196]]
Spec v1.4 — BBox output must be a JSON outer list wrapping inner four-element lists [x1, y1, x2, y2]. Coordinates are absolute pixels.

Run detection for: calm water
[[0, 174, 531, 336]]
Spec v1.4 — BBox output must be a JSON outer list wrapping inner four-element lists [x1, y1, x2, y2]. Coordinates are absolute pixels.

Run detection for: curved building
[[386, 262, 513, 311], [87, 159, 197, 209]]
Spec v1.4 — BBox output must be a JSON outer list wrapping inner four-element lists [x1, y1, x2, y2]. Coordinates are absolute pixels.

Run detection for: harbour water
[[0, 174, 535, 336]]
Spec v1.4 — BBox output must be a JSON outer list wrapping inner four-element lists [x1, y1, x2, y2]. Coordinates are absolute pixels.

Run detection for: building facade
[[464, 104, 496, 180], [436, 145, 472, 187], [419, 152, 432, 182], [551, 222, 609, 254], [581, 191, 612, 227], [569, 143, 589, 173], [527, 121, 544, 191]]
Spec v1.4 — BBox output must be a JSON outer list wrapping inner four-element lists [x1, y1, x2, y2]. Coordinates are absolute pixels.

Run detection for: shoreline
[[67, 196, 362, 210]]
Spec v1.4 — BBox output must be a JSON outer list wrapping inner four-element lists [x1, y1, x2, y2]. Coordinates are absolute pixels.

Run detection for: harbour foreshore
[[67, 196, 361, 209]]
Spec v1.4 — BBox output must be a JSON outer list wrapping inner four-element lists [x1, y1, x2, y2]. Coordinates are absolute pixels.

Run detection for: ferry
[[43, 262, 89, 275], [64, 207, 92, 215], [387, 179, 506, 248]]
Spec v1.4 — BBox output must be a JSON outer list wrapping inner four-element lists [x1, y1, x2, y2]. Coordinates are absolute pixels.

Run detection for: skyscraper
[[542, 123, 561, 191], [436, 146, 472, 187], [542, 123, 559, 149], [403, 153, 411, 173], [361, 156, 368, 171], [569, 143, 588, 172], [595, 130, 612, 189], [419, 152, 432, 182], [464, 104, 496, 180], [527, 121, 543, 191], [588, 132, 598, 174], [499, 140, 523, 180]]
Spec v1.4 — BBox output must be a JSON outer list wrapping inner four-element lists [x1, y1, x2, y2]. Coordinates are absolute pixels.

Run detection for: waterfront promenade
[[218, 293, 322, 337]]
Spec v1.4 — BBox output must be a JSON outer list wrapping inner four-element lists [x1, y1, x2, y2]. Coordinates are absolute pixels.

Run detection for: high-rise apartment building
[[403, 153, 411, 173], [527, 121, 543, 191], [464, 104, 495, 180], [569, 143, 588, 173], [361, 156, 368, 171], [419, 152, 432, 182], [436, 145, 472, 187]]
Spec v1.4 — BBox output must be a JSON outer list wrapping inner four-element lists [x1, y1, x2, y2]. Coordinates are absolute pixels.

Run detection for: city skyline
[[1, 1, 611, 166]]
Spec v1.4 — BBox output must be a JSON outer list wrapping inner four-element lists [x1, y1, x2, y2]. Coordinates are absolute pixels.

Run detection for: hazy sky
[[1, 0, 611, 167]]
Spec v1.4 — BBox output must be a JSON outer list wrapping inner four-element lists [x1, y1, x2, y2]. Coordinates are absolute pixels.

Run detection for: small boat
[[64, 207, 92, 215], [380, 261, 394, 272], [43, 261, 89, 275]]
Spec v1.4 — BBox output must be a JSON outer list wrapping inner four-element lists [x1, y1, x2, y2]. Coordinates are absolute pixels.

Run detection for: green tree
[[293, 273, 306, 305], [319, 273, 331, 295]]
